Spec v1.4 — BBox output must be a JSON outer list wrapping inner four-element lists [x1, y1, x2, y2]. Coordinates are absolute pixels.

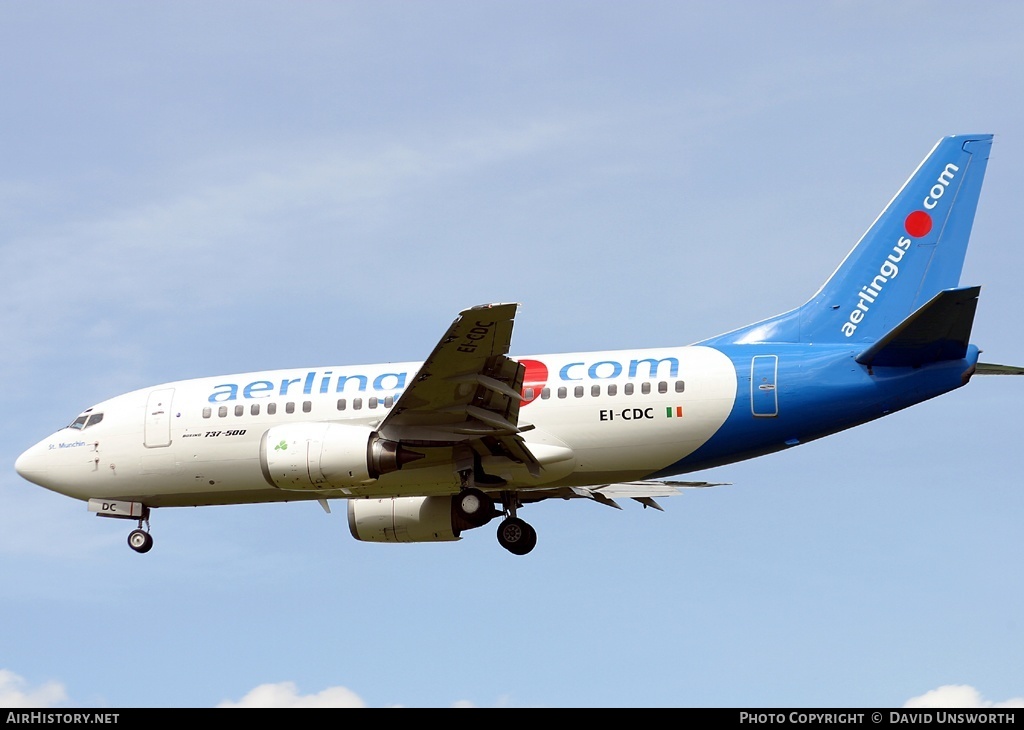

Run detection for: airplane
[[14, 133, 1022, 556]]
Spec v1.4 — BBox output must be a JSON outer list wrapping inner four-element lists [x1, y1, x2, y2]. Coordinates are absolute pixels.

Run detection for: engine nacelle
[[348, 496, 461, 543], [259, 422, 422, 490]]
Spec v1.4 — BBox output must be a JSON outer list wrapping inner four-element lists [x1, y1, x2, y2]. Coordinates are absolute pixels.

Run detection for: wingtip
[[472, 301, 521, 309], [463, 302, 521, 316]]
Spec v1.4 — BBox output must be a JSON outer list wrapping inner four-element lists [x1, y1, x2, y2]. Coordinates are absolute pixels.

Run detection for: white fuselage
[[16, 345, 738, 507]]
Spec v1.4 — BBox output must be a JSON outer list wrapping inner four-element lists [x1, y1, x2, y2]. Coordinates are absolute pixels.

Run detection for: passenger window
[[337, 399, 347, 411], [202, 407, 211, 419], [368, 397, 378, 409], [285, 402, 295, 414], [250, 404, 260, 416], [658, 381, 668, 394], [353, 398, 362, 410], [557, 387, 567, 399], [608, 384, 617, 396], [641, 382, 651, 394], [267, 403, 277, 415], [234, 405, 244, 417], [541, 387, 551, 400], [524, 388, 535, 400], [591, 385, 600, 397], [624, 383, 634, 396], [218, 406, 227, 417], [302, 401, 312, 413], [574, 386, 584, 398], [675, 381, 685, 393], [384, 396, 394, 408]]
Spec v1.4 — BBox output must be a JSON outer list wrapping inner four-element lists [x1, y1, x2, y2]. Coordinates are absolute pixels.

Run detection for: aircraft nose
[[14, 443, 48, 485]]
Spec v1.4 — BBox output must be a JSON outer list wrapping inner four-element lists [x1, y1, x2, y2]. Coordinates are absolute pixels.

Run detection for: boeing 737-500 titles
[[14, 134, 1022, 555]]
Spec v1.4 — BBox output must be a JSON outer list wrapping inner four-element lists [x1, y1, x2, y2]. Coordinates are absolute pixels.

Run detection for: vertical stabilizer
[[703, 135, 993, 346], [799, 134, 992, 344]]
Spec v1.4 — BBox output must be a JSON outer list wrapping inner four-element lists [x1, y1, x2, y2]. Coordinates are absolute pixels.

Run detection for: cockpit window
[[67, 412, 104, 430]]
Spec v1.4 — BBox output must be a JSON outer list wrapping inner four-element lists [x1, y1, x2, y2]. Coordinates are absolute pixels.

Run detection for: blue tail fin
[[704, 134, 993, 346]]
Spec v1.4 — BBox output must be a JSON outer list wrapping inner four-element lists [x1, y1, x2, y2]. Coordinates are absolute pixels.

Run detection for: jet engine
[[348, 496, 461, 543], [347, 492, 501, 543], [259, 422, 423, 490]]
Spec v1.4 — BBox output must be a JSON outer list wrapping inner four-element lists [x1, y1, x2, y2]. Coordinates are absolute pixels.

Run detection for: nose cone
[[15, 442, 49, 486]]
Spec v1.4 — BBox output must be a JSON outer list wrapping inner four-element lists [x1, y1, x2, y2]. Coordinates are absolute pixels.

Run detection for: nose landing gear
[[128, 527, 153, 553], [87, 499, 154, 553], [126, 509, 153, 554]]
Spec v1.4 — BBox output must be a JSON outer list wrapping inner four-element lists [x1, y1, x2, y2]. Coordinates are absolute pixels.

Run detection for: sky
[[2, 0, 1023, 709]]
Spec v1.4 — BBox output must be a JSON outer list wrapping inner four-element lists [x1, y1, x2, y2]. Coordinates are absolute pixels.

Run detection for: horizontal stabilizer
[[975, 362, 1024, 375], [855, 286, 980, 367]]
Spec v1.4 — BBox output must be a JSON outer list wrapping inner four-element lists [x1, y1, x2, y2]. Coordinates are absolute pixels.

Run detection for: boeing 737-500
[[14, 133, 1021, 555]]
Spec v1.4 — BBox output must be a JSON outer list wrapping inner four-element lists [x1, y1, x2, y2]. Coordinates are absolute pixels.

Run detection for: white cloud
[[0, 670, 67, 709], [216, 682, 509, 708], [904, 685, 1024, 708], [217, 681, 365, 708]]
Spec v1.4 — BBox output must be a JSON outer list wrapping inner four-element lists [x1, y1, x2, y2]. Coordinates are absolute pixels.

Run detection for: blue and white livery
[[15, 134, 1021, 555]]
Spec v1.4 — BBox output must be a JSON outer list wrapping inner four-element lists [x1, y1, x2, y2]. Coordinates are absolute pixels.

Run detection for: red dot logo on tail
[[905, 210, 932, 238], [518, 359, 549, 406]]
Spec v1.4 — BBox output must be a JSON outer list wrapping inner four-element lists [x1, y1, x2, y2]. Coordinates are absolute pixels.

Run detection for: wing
[[516, 479, 730, 511], [376, 302, 541, 475]]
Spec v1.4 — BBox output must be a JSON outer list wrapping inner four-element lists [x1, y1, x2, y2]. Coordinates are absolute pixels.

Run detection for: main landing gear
[[496, 514, 537, 556], [453, 483, 538, 556]]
